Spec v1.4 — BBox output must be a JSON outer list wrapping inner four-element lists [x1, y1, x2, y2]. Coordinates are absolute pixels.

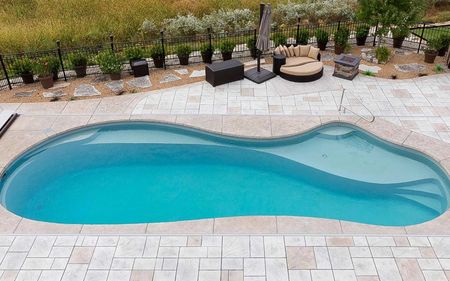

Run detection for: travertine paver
[[0, 235, 447, 280]]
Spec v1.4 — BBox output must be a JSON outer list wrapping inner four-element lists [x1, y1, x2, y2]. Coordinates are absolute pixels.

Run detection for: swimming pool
[[0, 122, 449, 226]]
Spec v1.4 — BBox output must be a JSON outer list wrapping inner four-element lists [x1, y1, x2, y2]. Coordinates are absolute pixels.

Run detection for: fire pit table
[[333, 54, 361, 80]]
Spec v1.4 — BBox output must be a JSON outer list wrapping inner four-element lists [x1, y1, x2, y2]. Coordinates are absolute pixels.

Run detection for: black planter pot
[[152, 57, 164, 68], [178, 55, 189, 66], [393, 37, 405, 48], [317, 42, 327, 51], [438, 46, 448, 56], [334, 45, 345, 55], [21, 73, 34, 84], [356, 36, 367, 46], [221, 52, 233, 61], [74, 65, 87, 78], [424, 50, 437, 64], [201, 52, 213, 64], [250, 48, 258, 59], [129, 59, 146, 71]]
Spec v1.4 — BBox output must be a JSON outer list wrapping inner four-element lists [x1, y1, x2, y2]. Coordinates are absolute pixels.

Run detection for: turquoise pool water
[[1, 122, 449, 226]]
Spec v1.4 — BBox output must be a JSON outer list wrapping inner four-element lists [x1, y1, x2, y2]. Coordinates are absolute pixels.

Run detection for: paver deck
[[0, 70, 450, 280]]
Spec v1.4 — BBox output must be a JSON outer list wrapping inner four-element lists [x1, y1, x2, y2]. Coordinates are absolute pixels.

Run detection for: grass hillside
[[0, 0, 287, 53]]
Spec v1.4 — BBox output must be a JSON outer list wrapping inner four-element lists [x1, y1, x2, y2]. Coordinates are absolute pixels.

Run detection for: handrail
[[338, 89, 375, 123]]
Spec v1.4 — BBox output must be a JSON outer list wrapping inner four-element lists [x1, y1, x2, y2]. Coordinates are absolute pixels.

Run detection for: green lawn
[[410, 25, 450, 41]]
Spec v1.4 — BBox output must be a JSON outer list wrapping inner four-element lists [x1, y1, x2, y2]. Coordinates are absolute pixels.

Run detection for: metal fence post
[[373, 22, 379, 46], [160, 30, 166, 69], [208, 28, 213, 51], [56, 41, 67, 82], [110, 34, 114, 52], [0, 54, 12, 90], [337, 21, 341, 31], [417, 23, 426, 53], [296, 18, 301, 44]]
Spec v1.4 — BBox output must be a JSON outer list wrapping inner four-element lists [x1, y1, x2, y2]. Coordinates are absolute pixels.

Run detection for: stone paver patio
[[0, 69, 450, 280]]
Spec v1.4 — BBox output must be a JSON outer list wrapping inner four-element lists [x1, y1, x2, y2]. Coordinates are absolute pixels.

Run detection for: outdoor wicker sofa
[[273, 45, 323, 82]]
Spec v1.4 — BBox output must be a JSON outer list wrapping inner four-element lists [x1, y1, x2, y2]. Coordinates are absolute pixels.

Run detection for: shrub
[[298, 29, 310, 45], [163, 14, 204, 36], [375, 46, 391, 63], [41, 56, 60, 74], [175, 44, 192, 57], [139, 19, 159, 39], [334, 27, 350, 47], [96, 51, 123, 74], [200, 43, 213, 55], [426, 37, 444, 51], [434, 64, 445, 73], [391, 26, 410, 39], [68, 52, 88, 67], [272, 33, 287, 46], [11, 57, 34, 76], [34, 58, 54, 77], [149, 45, 164, 59], [438, 33, 450, 48], [356, 25, 370, 39], [219, 41, 235, 53], [315, 29, 329, 45], [362, 70, 375, 76], [202, 9, 255, 33], [247, 37, 256, 51], [124, 46, 144, 61]]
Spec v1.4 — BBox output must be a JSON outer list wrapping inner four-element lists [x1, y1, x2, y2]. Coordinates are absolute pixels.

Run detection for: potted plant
[[437, 34, 450, 56], [43, 56, 60, 81], [150, 45, 164, 68], [334, 27, 350, 55], [68, 52, 88, 78], [35, 58, 54, 89], [298, 29, 310, 45], [356, 25, 370, 46], [391, 26, 409, 48], [315, 29, 329, 51], [175, 44, 192, 65], [247, 38, 257, 59], [96, 51, 123, 80], [11, 57, 35, 84], [272, 33, 287, 46], [124, 46, 146, 68], [200, 43, 213, 64], [219, 41, 235, 61], [424, 38, 443, 64]]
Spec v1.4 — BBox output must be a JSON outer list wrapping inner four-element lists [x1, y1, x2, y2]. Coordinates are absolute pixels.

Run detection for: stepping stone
[[174, 69, 189, 75], [14, 91, 35, 97], [43, 91, 66, 98], [74, 84, 101, 97], [127, 76, 152, 88], [359, 64, 382, 74], [394, 63, 426, 73], [50, 82, 70, 90], [160, 74, 181, 83], [106, 80, 124, 93], [189, 70, 205, 78]]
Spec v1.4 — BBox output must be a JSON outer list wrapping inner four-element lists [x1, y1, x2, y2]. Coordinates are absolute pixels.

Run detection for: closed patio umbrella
[[243, 3, 276, 84]]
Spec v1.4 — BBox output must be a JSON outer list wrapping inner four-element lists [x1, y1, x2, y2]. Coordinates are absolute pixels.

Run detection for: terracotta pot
[[110, 73, 121, 80], [221, 52, 233, 61], [201, 52, 213, 64], [424, 50, 437, 64], [356, 36, 367, 46], [40, 75, 54, 89], [334, 45, 345, 55], [393, 37, 405, 48], [74, 65, 87, 78], [438, 46, 448, 56], [178, 55, 189, 66], [317, 42, 327, 51], [21, 73, 34, 84], [152, 57, 164, 68]]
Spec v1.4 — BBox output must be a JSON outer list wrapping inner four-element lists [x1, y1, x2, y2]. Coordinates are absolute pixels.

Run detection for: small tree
[[357, 0, 426, 46]]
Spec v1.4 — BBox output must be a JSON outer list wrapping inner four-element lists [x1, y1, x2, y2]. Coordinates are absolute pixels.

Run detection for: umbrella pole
[[257, 3, 265, 73], [257, 51, 261, 72]]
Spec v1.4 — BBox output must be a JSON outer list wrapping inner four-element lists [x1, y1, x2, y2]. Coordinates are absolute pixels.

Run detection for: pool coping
[[1, 114, 450, 236]]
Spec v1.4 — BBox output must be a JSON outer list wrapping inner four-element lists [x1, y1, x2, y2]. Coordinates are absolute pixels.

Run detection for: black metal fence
[[1, 20, 449, 90]]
